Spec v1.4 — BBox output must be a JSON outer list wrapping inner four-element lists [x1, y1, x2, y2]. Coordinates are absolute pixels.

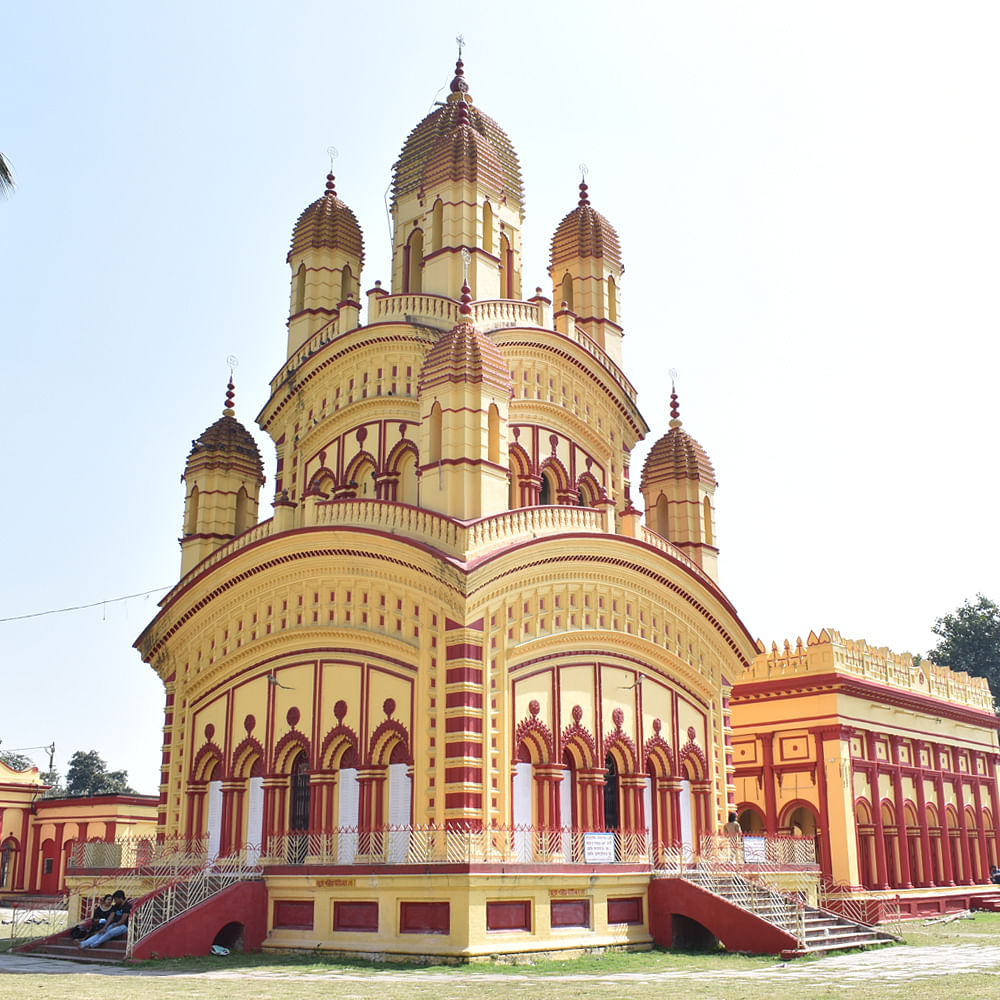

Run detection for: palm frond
[[0, 152, 16, 197]]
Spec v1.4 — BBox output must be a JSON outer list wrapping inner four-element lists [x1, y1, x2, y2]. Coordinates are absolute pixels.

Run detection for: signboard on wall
[[583, 832, 616, 863]]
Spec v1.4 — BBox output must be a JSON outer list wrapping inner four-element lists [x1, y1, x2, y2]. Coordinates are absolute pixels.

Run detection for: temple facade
[[132, 57, 757, 956]]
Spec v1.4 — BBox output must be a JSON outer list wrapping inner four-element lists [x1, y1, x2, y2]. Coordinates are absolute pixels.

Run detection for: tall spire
[[449, 34, 471, 101], [669, 369, 681, 428]]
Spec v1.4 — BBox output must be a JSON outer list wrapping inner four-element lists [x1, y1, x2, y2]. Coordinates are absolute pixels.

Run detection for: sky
[[2, 2, 998, 795]]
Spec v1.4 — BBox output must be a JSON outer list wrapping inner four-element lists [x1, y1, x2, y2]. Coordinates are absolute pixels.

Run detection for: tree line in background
[[0, 748, 136, 797]]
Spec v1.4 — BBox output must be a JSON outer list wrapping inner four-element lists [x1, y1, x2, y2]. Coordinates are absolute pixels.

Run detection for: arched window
[[428, 402, 442, 464], [500, 234, 513, 298], [291, 263, 306, 314], [245, 758, 264, 866], [482, 201, 494, 255], [341, 264, 354, 302], [538, 474, 552, 506], [405, 229, 423, 294], [290, 753, 310, 832], [560, 273, 574, 311], [234, 486, 250, 535], [185, 485, 199, 536], [396, 449, 418, 505], [603, 754, 620, 831], [488, 404, 500, 464], [1, 837, 18, 891], [205, 761, 223, 862], [431, 199, 443, 250], [655, 494, 669, 539], [703, 496, 713, 546], [607, 275, 617, 323]]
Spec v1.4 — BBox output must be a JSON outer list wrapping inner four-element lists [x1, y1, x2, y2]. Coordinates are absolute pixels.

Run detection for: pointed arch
[[344, 450, 378, 498], [431, 199, 443, 250], [538, 456, 569, 505], [369, 718, 412, 766], [428, 401, 442, 464], [272, 730, 311, 774], [560, 272, 574, 311], [386, 439, 419, 505], [508, 442, 531, 509], [500, 233, 513, 298], [603, 727, 639, 773], [291, 262, 306, 314], [560, 719, 598, 769], [575, 472, 601, 508], [405, 228, 424, 293], [185, 485, 199, 535], [319, 725, 361, 771], [234, 485, 251, 534], [191, 742, 224, 782], [678, 739, 707, 780], [482, 201, 494, 255], [514, 714, 554, 764], [643, 734, 675, 776], [231, 736, 266, 779], [341, 263, 355, 303]]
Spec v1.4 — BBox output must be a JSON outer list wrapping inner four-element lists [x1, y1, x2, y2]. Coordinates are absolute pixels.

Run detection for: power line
[[0, 586, 172, 624]]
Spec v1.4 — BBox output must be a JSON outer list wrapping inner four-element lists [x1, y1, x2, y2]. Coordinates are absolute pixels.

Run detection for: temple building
[[128, 56, 758, 957], [35, 56, 996, 962], [731, 629, 1000, 916]]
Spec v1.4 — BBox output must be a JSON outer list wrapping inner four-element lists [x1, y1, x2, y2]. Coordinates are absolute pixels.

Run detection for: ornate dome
[[417, 283, 513, 394], [391, 60, 523, 207], [287, 173, 365, 266], [550, 181, 622, 271], [187, 380, 264, 476], [640, 391, 715, 489]]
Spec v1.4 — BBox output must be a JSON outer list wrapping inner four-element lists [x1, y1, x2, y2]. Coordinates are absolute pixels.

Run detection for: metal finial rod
[[326, 146, 339, 171], [227, 354, 239, 377], [579, 162, 589, 180], [461, 247, 471, 284], [456, 33, 465, 59]]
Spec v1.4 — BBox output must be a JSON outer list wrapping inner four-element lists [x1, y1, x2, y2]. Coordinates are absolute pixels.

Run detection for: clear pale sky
[[2, 2, 998, 794]]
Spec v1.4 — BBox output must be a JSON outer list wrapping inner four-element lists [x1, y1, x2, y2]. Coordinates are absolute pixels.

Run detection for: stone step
[[25, 936, 127, 964]]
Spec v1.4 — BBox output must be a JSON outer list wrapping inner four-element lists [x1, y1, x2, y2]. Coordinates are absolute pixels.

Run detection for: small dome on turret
[[187, 380, 264, 477], [392, 59, 523, 207], [640, 389, 715, 490], [550, 181, 622, 271], [417, 281, 513, 394], [287, 172, 365, 267]]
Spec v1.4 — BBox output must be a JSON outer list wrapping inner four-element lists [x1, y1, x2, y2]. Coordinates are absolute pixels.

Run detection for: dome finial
[[325, 146, 339, 197], [224, 355, 239, 416], [449, 34, 471, 99], [459, 247, 473, 315], [668, 367, 681, 428], [578, 163, 590, 207]]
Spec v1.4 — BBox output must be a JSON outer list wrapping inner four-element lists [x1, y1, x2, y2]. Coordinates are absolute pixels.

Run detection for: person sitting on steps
[[79, 890, 130, 949]]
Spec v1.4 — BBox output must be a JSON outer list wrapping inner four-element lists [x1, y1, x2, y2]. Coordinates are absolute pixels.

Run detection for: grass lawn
[[3, 914, 1000, 1000]]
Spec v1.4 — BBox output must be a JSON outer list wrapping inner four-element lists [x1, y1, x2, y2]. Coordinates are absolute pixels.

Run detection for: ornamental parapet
[[740, 627, 994, 714], [165, 502, 634, 605], [269, 292, 637, 406]]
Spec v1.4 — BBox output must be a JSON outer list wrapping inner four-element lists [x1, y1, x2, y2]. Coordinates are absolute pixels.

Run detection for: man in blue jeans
[[79, 890, 131, 949]]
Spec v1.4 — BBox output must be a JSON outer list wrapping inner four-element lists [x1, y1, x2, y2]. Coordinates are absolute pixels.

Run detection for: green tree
[[0, 152, 14, 197], [929, 594, 1000, 703], [0, 749, 34, 771], [65, 750, 135, 797]]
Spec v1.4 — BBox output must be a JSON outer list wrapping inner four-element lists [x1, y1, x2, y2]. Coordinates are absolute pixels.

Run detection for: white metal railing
[[70, 835, 210, 873], [260, 825, 653, 866], [125, 852, 262, 958], [818, 879, 903, 937]]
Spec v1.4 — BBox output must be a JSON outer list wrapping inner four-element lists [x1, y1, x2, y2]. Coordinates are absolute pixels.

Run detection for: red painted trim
[[446, 667, 483, 684], [446, 644, 483, 661]]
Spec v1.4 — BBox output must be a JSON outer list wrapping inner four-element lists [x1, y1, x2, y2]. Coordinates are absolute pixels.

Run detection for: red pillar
[[868, 768, 889, 889], [955, 779, 974, 884], [890, 742, 912, 888], [760, 736, 779, 835], [913, 766, 934, 887], [935, 772, 955, 886]]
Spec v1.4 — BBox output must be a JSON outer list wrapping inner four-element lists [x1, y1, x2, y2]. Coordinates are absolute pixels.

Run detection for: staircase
[[682, 869, 897, 957], [21, 934, 128, 965], [970, 889, 1000, 912]]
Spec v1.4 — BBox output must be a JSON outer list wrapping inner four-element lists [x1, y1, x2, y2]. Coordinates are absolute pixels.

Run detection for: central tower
[[390, 59, 525, 301]]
